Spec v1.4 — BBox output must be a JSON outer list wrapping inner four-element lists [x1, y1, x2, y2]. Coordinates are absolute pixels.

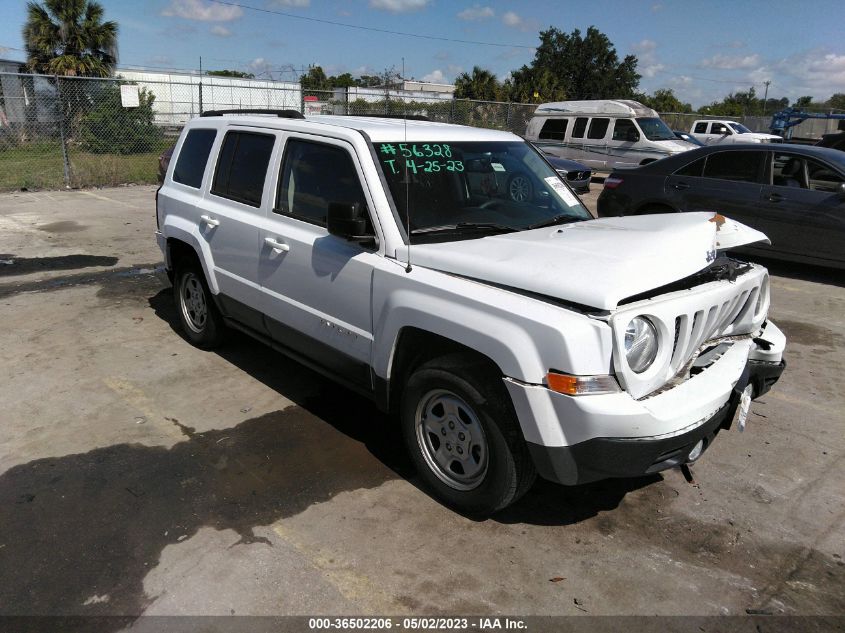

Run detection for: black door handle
[[673, 182, 690, 190], [768, 193, 784, 202]]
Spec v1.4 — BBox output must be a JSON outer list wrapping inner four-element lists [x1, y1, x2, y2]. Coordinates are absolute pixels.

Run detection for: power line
[[207, 0, 537, 49]]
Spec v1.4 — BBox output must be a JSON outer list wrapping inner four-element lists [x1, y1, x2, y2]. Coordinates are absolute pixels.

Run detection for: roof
[[193, 113, 519, 143], [637, 142, 845, 172], [535, 99, 657, 118]]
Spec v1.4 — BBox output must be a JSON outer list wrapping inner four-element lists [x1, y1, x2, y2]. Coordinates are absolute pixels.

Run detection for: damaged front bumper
[[507, 321, 785, 486]]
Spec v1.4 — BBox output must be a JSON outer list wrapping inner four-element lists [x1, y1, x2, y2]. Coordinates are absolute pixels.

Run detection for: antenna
[[403, 56, 412, 273]]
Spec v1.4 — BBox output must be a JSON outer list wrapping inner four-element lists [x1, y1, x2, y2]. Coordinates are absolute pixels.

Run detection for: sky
[[1, 0, 844, 108]]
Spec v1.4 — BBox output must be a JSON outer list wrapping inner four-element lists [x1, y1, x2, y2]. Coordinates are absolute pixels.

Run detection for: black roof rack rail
[[200, 109, 305, 119], [354, 114, 430, 121]]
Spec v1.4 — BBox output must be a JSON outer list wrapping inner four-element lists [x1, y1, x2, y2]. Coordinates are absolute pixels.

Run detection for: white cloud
[[700, 53, 761, 69], [210, 25, 231, 37], [421, 69, 446, 83], [760, 50, 845, 100], [161, 0, 242, 21], [369, 0, 429, 13], [501, 11, 536, 32], [457, 5, 494, 21], [270, 0, 310, 6], [651, 3, 663, 11], [631, 39, 665, 79]]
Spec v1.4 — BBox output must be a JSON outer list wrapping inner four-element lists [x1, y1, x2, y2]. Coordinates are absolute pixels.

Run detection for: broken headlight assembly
[[625, 316, 658, 373]]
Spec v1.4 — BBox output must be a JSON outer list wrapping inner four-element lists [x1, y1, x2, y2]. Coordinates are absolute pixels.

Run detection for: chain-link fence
[[4, 71, 840, 192], [0, 71, 540, 192]]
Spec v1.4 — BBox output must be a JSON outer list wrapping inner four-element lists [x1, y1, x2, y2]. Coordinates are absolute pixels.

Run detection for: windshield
[[728, 122, 752, 134], [373, 141, 591, 242], [635, 117, 675, 141]]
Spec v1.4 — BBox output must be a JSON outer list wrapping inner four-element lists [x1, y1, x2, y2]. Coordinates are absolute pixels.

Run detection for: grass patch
[[0, 139, 172, 191]]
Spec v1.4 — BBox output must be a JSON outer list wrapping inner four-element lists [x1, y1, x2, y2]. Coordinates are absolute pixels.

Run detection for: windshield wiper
[[524, 215, 583, 230], [410, 222, 515, 235]]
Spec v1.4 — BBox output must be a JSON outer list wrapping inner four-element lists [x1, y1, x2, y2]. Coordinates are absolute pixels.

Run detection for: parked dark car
[[536, 148, 593, 193], [816, 132, 845, 152], [673, 130, 704, 146], [597, 144, 845, 268]]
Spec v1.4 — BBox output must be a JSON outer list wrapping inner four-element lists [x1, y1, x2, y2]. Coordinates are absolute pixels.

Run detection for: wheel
[[507, 173, 534, 202], [400, 354, 536, 514], [174, 258, 226, 349]]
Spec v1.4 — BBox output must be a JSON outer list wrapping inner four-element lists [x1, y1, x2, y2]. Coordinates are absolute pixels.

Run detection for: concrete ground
[[0, 185, 843, 623]]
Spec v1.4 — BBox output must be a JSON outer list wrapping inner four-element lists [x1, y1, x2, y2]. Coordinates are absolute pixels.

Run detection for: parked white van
[[525, 100, 697, 171]]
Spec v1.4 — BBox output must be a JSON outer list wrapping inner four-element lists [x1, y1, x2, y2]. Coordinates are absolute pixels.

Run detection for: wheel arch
[[163, 222, 219, 294]]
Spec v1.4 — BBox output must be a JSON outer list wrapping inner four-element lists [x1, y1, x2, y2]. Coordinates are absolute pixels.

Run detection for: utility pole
[[199, 56, 204, 115], [762, 80, 771, 115]]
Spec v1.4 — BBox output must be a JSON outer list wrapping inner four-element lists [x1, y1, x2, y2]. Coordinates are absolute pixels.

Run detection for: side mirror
[[327, 202, 372, 242]]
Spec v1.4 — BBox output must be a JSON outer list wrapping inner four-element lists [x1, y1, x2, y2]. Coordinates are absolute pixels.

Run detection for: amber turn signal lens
[[546, 371, 621, 396]]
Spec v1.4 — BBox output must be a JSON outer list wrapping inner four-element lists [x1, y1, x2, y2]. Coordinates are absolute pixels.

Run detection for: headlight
[[625, 317, 658, 373]]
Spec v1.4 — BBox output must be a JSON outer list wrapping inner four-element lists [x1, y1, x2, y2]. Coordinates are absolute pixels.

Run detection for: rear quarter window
[[587, 118, 610, 140], [572, 117, 588, 139], [539, 118, 568, 141], [173, 129, 217, 188]]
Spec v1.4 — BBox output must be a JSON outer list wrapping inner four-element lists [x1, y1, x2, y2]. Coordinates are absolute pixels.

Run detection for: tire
[[400, 354, 536, 515], [507, 173, 534, 202], [173, 257, 226, 349]]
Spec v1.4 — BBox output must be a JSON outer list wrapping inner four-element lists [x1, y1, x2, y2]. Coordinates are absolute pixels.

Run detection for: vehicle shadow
[[149, 285, 657, 527]]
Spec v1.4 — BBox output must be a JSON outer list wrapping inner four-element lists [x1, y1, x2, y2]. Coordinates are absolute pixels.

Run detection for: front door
[[257, 135, 379, 390]]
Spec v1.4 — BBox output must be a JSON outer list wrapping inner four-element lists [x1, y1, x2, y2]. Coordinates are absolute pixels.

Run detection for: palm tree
[[23, 0, 118, 77], [454, 67, 502, 102]]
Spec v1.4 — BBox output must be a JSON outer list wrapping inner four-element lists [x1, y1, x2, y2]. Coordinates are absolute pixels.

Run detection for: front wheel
[[507, 173, 534, 202], [401, 354, 536, 514]]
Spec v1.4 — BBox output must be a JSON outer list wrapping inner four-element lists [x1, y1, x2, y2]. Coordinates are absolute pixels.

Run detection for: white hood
[[406, 212, 769, 311]]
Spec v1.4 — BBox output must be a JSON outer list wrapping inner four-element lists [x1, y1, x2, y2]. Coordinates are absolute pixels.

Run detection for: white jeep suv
[[156, 110, 786, 514]]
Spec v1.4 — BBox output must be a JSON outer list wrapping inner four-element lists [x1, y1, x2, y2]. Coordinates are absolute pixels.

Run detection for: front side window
[[211, 131, 275, 206], [612, 119, 639, 142], [635, 117, 675, 141], [772, 152, 845, 192], [711, 122, 730, 135], [539, 118, 568, 141], [373, 140, 592, 243], [173, 128, 216, 188], [587, 118, 610, 140], [703, 151, 765, 182], [276, 139, 368, 227]]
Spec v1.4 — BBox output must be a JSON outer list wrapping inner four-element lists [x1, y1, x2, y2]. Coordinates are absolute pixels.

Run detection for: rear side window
[[275, 139, 368, 227], [572, 117, 588, 139], [587, 118, 610, 140], [212, 131, 275, 207], [694, 122, 707, 134], [702, 151, 765, 182], [173, 129, 216, 188], [539, 118, 568, 141], [675, 157, 705, 177]]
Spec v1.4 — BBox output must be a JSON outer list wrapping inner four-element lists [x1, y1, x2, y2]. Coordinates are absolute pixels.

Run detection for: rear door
[[664, 149, 767, 224], [759, 150, 845, 263], [201, 128, 278, 327], [256, 134, 379, 390]]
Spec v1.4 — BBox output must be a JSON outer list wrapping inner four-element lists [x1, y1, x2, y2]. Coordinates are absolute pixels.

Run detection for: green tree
[[300, 65, 330, 93], [635, 88, 692, 113], [793, 95, 813, 109], [207, 70, 255, 79], [454, 66, 502, 101], [23, 0, 118, 77], [826, 93, 845, 111], [79, 82, 162, 154], [506, 26, 640, 103]]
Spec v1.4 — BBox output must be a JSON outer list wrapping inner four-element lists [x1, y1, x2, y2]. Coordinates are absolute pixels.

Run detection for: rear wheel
[[401, 354, 536, 514], [174, 258, 226, 349]]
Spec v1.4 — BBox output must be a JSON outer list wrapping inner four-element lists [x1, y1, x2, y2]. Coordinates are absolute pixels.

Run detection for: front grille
[[611, 266, 768, 400]]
